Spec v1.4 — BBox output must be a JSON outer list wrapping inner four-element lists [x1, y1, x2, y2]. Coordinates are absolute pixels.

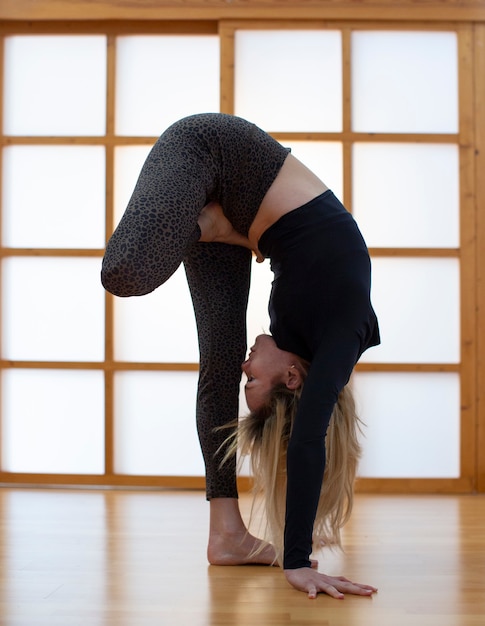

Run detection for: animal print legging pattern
[[102, 186, 252, 500], [183, 241, 251, 499]]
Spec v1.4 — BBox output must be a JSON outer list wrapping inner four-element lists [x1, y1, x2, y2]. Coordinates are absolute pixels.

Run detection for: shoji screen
[[1, 35, 108, 475], [0, 22, 476, 491], [111, 35, 219, 478], [230, 24, 473, 490], [0, 30, 219, 483], [350, 31, 461, 480]]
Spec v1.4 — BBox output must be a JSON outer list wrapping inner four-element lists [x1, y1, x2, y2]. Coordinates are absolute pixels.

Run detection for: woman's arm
[[283, 330, 377, 598]]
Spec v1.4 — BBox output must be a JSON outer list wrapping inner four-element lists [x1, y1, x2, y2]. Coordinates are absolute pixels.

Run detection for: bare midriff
[[248, 153, 329, 252]]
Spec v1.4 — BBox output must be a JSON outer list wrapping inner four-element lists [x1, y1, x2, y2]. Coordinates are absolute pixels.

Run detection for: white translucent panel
[[238, 257, 273, 418], [246, 257, 273, 350], [4, 35, 106, 136], [114, 371, 203, 475], [236, 258, 273, 478], [2, 258, 105, 361], [114, 143, 342, 230], [116, 36, 220, 136], [353, 372, 460, 478], [235, 30, 342, 132], [243, 256, 460, 367], [114, 145, 199, 363], [285, 141, 343, 201], [114, 145, 154, 228], [1, 369, 104, 474], [360, 258, 460, 364], [353, 143, 459, 248], [114, 266, 198, 362], [2, 146, 106, 248], [352, 31, 458, 133]]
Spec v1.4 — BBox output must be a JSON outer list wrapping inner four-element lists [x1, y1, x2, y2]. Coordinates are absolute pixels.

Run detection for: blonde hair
[[228, 382, 362, 567]]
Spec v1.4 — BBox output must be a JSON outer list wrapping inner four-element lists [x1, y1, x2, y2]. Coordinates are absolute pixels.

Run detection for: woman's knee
[[100, 250, 164, 297]]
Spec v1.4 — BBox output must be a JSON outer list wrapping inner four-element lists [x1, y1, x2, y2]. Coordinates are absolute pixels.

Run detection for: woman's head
[[241, 334, 307, 412]]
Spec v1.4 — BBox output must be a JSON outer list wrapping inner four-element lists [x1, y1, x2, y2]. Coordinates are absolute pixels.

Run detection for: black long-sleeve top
[[258, 191, 380, 569]]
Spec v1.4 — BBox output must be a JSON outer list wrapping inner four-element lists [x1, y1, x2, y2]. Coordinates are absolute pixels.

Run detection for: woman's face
[[241, 334, 297, 412]]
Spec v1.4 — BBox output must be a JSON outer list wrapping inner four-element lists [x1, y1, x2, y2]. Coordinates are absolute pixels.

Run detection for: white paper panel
[[115, 143, 337, 239], [2, 146, 106, 248], [244, 256, 460, 366], [2, 258, 105, 362], [3, 35, 106, 136], [360, 258, 460, 364], [114, 266, 199, 362], [114, 145, 155, 228], [114, 371, 203, 475], [353, 143, 459, 248], [235, 30, 342, 132], [353, 372, 460, 478], [238, 257, 273, 412], [284, 141, 343, 201], [352, 31, 458, 133], [1, 369, 104, 474], [236, 258, 271, 479], [115, 36, 220, 136], [245, 257, 273, 352]]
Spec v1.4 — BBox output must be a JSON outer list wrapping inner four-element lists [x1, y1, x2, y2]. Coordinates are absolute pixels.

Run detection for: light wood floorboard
[[0, 488, 483, 625]]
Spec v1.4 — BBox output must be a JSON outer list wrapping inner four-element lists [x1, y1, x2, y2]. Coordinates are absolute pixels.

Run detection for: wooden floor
[[0, 488, 484, 626]]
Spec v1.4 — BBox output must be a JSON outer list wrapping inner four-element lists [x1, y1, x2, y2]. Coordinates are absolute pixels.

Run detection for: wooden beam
[[1, 0, 485, 22], [0, 472, 474, 494], [475, 24, 485, 492], [457, 24, 477, 489]]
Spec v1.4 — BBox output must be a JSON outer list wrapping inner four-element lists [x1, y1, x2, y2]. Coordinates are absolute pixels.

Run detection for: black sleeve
[[283, 328, 362, 570]]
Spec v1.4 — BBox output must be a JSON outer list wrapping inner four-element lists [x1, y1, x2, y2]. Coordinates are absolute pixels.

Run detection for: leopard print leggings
[[101, 116, 272, 499], [184, 241, 251, 499], [104, 214, 251, 500]]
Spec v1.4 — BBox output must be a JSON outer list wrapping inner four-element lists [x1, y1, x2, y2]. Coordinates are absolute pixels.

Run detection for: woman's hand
[[284, 567, 378, 600]]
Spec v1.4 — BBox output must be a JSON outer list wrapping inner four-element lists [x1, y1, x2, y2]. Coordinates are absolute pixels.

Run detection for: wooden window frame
[[0, 2, 483, 494]]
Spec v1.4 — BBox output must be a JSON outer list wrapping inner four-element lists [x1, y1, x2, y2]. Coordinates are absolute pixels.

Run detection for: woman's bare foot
[[207, 498, 318, 568], [208, 529, 277, 566], [208, 498, 276, 566], [198, 201, 264, 262]]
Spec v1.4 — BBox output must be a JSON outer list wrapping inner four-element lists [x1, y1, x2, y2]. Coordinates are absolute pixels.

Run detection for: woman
[[101, 112, 379, 599]]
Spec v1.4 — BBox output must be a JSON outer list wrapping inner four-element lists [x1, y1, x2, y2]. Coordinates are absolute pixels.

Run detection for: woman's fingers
[[316, 584, 344, 600], [334, 576, 378, 593], [285, 567, 378, 599]]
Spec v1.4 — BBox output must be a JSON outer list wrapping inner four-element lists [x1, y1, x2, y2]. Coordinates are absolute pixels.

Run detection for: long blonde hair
[[228, 382, 363, 566]]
